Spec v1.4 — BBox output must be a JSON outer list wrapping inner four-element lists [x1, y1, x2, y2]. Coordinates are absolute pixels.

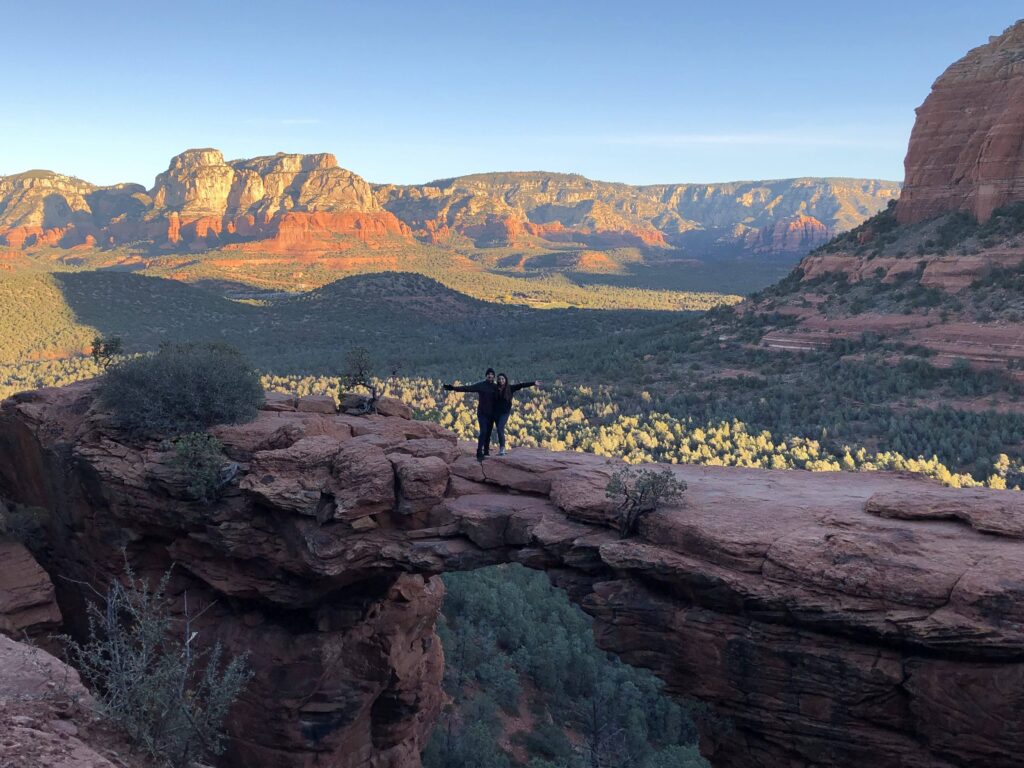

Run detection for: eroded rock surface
[[0, 382, 1022, 768], [898, 20, 1024, 225], [0, 632, 162, 768], [0, 537, 62, 642]]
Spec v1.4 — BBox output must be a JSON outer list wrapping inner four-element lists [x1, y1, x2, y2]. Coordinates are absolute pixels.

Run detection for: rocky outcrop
[[744, 213, 830, 253], [378, 173, 899, 255], [0, 633, 162, 768], [898, 20, 1024, 225], [0, 536, 62, 641], [1, 382, 1022, 768]]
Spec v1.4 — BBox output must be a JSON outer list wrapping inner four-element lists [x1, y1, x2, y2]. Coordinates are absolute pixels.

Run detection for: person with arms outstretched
[[443, 368, 499, 461], [493, 373, 540, 456]]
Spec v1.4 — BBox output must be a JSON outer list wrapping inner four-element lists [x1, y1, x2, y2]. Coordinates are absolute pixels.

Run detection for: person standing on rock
[[443, 368, 499, 461], [493, 373, 540, 456]]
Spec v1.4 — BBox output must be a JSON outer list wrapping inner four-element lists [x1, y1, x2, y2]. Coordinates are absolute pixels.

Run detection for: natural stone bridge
[[1, 383, 1022, 768]]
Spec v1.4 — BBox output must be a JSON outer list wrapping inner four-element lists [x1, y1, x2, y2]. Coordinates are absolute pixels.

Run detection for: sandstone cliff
[[0, 152, 898, 258], [744, 20, 1024, 363], [376, 173, 900, 253], [1, 382, 1021, 768], [0, 150, 409, 252], [898, 20, 1024, 225]]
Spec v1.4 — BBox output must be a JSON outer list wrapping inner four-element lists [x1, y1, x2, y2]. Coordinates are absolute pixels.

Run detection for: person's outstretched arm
[[511, 380, 541, 392], [444, 380, 486, 393]]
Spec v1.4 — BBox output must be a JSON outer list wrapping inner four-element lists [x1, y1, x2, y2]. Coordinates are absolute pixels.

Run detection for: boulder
[[0, 634, 160, 768], [389, 454, 450, 516], [296, 394, 336, 414], [0, 537, 61, 640]]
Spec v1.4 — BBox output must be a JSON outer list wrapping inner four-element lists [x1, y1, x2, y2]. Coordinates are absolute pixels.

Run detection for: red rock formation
[[463, 214, 524, 246], [2, 382, 1022, 768], [898, 20, 1024, 225], [377, 174, 898, 256], [746, 214, 830, 253], [227, 211, 410, 253], [0, 151, 411, 255], [0, 633, 162, 768], [0, 526, 61, 641], [0, 155, 897, 260]]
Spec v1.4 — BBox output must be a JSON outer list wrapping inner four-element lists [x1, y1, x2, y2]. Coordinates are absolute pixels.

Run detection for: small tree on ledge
[[605, 466, 687, 538], [90, 335, 124, 369], [341, 347, 401, 414]]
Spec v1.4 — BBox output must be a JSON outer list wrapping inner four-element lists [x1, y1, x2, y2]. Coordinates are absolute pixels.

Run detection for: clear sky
[[1, 1, 1020, 187]]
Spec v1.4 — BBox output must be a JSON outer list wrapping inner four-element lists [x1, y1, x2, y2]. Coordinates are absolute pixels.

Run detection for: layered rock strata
[[898, 20, 1024, 225], [0, 150, 409, 252], [1, 382, 1022, 768], [0, 153, 898, 257], [377, 174, 899, 253]]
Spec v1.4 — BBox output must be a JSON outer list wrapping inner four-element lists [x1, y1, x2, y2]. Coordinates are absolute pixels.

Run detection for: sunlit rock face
[[2, 382, 1023, 768], [898, 20, 1024, 225], [0, 151, 898, 257], [376, 173, 899, 253], [150, 148, 383, 220], [0, 149, 409, 252]]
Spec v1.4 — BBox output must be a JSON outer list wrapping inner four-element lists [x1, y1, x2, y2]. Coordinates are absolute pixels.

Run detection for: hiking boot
[[498, 449, 506, 456]]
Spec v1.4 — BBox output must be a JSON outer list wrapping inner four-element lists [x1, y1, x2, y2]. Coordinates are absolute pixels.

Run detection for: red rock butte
[[1, 382, 1022, 768], [898, 19, 1024, 225]]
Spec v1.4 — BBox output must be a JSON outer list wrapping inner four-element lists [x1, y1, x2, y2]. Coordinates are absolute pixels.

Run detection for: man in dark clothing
[[443, 368, 499, 460]]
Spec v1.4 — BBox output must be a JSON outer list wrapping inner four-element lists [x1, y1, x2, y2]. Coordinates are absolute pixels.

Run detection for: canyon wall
[[1, 383, 1022, 768], [376, 173, 899, 252], [898, 20, 1024, 225]]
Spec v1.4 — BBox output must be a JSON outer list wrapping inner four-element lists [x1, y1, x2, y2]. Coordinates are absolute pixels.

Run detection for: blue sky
[[2, 1, 1020, 186]]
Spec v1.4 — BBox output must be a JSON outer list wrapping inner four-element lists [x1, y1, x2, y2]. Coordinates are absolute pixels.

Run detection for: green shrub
[[62, 564, 252, 768], [166, 432, 233, 502], [99, 343, 263, 436]]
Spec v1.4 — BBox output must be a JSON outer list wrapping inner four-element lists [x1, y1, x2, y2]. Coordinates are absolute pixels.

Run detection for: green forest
[[424, 565, 706, 768]]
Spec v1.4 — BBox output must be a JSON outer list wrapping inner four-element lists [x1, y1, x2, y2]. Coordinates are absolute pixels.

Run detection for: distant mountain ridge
[[375, 172, 900, 254], [0, 150, 899, 258]]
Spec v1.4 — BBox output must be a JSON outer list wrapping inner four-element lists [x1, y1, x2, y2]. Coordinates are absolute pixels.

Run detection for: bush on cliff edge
[[98, 343, 263, 435]]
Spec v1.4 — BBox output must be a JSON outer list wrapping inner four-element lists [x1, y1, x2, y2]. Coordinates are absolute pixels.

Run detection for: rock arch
[[1, 383, 1022, 768]]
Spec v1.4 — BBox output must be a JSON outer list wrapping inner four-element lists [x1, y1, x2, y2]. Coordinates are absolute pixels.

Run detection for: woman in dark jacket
[[493, 373, 540, 456]]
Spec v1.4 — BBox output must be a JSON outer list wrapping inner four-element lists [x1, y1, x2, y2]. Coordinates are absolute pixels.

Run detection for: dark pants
[[495, 411, 510, 449], [477, 413, 496, 457]]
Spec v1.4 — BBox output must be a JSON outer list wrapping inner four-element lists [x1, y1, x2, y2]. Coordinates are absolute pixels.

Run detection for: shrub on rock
[[99, 343, 263, 435], [166, 432, 235, 502], [62, 564, 252, 768], [606, 466, 686, 538]]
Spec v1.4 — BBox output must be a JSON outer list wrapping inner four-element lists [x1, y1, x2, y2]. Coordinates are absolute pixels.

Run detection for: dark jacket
[[494, 382, 536, 415], [448, 380, 500, 416]]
